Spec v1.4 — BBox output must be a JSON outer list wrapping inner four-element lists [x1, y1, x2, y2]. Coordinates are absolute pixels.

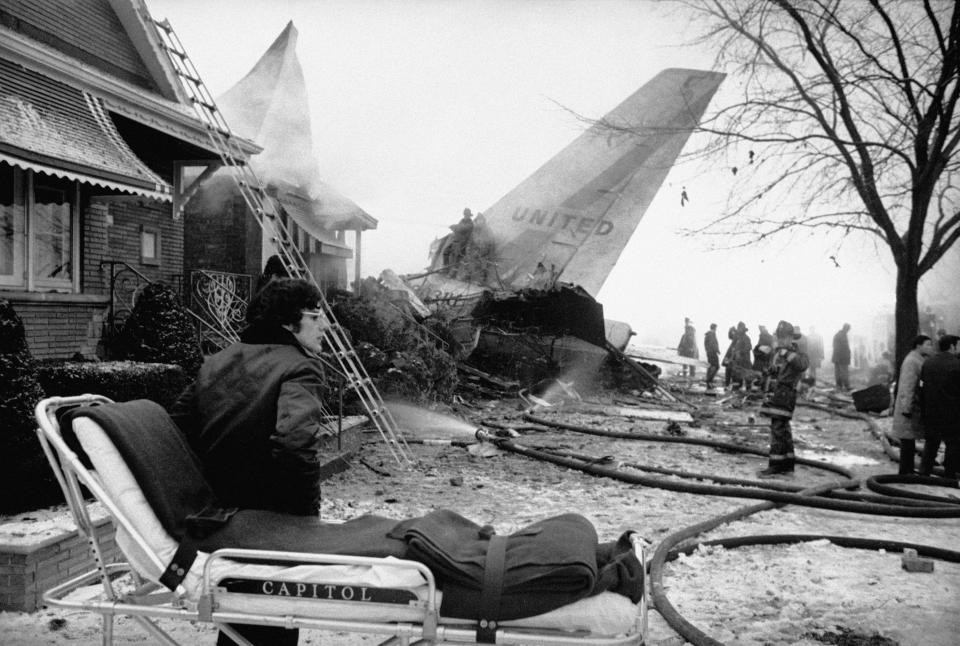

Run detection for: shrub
[[114, 282, 202, 378], [36, 360, 189, 410], [328, 281, 459, 402], [0, 299, 61, 514]]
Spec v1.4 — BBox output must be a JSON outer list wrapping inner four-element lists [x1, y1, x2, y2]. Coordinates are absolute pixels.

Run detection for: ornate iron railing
[[186, 269, 252, 352], [101, 262, 251, 355], [100, 261, 161, 355]]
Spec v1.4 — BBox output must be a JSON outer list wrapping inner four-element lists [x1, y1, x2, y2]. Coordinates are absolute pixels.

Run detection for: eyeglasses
[[301, 309, 329, 320]]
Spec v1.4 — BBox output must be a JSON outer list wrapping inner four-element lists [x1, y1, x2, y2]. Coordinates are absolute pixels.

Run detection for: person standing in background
[[918, 334, 960, 478], [832, 323, 852, 391], [806, 326, 825, 382], [891, 335, 933, 474], [753, 324, 774, 390], [758, 321, 809, 477], [677, 317, 699, 378], [704, 323, 720, 389], [723, 325, 737, 389], [731, 321, 753, 390]]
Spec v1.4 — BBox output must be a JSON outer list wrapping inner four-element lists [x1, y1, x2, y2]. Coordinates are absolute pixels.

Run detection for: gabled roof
[[0, 0, 260, 161], [217, 21, 376, 231]]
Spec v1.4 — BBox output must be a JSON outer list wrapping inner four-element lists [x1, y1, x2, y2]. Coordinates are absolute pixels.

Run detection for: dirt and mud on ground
[[1, 372, 958, 646]]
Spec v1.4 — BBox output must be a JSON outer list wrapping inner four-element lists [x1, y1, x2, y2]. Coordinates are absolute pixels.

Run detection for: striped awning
[[0, 58, 172, 201], [0, 152, 170, 201]]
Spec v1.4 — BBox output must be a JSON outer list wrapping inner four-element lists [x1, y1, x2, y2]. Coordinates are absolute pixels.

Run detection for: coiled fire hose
[[472, 409, 960, 646]]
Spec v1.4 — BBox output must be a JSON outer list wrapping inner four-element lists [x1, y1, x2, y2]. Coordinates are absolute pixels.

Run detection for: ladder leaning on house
[[151, 17, 411, 466]]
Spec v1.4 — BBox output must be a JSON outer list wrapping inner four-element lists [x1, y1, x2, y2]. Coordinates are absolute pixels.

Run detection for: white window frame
[[28, 172, 80, 293], [140, 224, 161, 266], [0, 166, 26, 288], [0, 167, 80, 294]]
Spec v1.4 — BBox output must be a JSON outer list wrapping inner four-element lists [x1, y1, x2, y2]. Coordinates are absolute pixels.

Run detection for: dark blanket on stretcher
[[390, 509, 643, 620], [63, 400, 642, 619], [62, 400, 407, 558]]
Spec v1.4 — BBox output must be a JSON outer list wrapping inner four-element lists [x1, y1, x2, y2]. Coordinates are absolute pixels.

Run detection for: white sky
[[148, 0, 906, 350]]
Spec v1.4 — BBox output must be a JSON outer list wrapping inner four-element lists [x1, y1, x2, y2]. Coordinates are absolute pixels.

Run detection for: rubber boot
[[898, 439, 916, 475], [758, 458, 794, 478]]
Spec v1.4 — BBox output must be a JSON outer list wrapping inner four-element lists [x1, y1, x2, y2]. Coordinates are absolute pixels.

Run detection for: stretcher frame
[[35, 394, 647, 646]]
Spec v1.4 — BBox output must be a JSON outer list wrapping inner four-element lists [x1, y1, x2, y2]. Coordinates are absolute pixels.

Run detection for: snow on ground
[[2, 380, 957, 645]]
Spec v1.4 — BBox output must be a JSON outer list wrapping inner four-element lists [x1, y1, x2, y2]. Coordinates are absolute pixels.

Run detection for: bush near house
[[0, 299, 61, 515], [114, 282, 203, 378], [36, 360, 189, 411], [1, 297, 192, 515], [0, 355, 189, 516], [329, 280, 459, 402]]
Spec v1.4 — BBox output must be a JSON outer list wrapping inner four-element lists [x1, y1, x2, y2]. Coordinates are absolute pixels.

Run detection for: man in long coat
[[918, 334, 960, 478], [704, 323, 720, 388], [677, 317, 699, 377], [891, 335, 933, 474], [730, 321, 753, 390], [832, 323, 852, 391]]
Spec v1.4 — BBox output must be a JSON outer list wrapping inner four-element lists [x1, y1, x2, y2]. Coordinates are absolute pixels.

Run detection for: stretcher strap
[[476, 535, 507, 643], [159, 538, 197, 591], [158, 507, 235, 591]]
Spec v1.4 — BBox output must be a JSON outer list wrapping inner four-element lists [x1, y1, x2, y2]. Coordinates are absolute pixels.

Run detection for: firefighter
[[758, 320, 809, 477]]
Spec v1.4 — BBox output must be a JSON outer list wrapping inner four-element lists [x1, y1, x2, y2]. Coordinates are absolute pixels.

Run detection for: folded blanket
[[389, 509, 642, 621]]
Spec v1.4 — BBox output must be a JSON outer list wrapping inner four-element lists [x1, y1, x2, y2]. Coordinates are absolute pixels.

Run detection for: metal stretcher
[[34, 395, 647, 646]]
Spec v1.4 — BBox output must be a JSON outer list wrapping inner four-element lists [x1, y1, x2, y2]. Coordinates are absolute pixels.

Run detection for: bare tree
[[610, 1, 959, 367]]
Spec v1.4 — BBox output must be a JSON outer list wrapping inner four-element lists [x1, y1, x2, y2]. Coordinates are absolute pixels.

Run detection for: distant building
[[184, 22, 376, 295]]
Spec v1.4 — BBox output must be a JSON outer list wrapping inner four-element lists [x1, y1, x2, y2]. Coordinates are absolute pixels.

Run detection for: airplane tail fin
[[481, 68, 725, 295]]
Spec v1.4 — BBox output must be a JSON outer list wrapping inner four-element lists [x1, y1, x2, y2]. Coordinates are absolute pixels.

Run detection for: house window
[[0, 166, 26, 287], [0, 165, 79, 292], [140, 225, 161, 265]]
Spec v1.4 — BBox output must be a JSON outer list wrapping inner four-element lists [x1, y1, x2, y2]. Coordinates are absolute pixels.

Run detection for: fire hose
[[472, 410, 960, 646]]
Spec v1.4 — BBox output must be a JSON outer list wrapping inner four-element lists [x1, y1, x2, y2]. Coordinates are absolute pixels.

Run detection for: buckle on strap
[[159, 539, 197, 591], [476, 534, 507, 643]]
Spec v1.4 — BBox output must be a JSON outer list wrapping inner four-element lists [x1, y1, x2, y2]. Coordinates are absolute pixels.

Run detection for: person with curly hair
[[170, 277, 334, 645], [172, 277, 333, 513]]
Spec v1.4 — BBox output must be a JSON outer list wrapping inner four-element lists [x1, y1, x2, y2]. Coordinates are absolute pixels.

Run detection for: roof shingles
[[0, 57, 169, 192]]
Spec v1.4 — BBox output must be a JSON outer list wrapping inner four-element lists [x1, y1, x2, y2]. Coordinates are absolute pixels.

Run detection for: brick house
[[0, 0, 259, 359], [184, 21, 377, 297]]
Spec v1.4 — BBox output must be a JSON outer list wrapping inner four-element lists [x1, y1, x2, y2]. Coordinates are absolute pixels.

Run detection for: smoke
[[193, 173, 238, 212]]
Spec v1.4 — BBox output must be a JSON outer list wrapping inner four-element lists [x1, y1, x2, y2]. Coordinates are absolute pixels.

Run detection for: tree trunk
[[893, 264, 920, 375]]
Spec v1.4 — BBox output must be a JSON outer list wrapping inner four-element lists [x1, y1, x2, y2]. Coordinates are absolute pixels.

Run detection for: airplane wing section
[[482, 68, 725, 296]]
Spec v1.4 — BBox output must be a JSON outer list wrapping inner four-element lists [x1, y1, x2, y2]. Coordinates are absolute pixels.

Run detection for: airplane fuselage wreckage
[[400, 68, 725, 383]]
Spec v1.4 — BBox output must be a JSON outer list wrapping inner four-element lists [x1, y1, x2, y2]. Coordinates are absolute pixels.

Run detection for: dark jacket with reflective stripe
[[170, 327, 329, 515]]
